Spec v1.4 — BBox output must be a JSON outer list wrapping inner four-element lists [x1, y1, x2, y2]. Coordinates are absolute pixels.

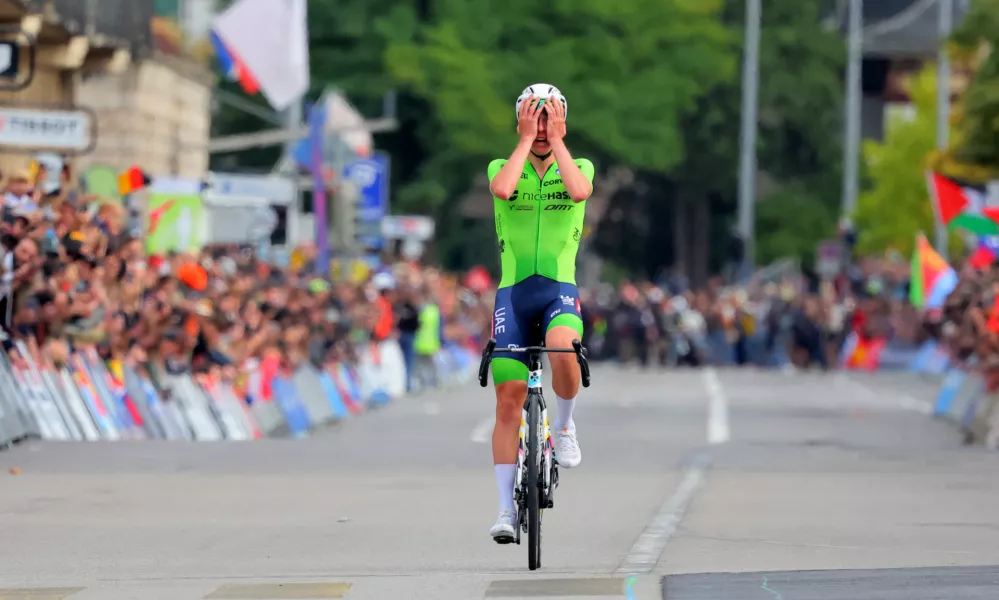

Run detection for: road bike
[[478, 337, 591, 571]]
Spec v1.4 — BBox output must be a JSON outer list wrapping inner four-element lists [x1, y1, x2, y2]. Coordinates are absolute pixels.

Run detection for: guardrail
[[0, 339, 478, 448]]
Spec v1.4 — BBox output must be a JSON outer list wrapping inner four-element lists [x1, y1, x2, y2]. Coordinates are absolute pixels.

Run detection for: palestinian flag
[[968, 235, 999, 270], [910, 232, 958, 309], [927, 171, 996, 235]]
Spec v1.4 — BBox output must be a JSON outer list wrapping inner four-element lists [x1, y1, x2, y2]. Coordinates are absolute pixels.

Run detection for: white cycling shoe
[[556, 425, 582, 468], [490, 510, 517, 544]]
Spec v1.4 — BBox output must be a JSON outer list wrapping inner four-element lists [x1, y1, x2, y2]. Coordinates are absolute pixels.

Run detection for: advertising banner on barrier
[[318, 372, 349, 420], [0, 332, 482, 448], [330, 363, 362, 414], [271, 376, 311, 437], [70, 355, 119, 440], [163, 373, 223, 441], [292, 366, 334, 425], [0, 353, 29, 446], [59, 367, 101, 441]]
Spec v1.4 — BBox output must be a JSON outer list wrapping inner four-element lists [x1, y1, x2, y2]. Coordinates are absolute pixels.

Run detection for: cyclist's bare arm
[[490, 95, 545, 200], [489, 138, 533, 200], [550, 140, 592, 202]]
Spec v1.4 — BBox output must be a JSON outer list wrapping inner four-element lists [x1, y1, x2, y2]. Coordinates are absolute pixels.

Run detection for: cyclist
[[486, 84, 594, 542]]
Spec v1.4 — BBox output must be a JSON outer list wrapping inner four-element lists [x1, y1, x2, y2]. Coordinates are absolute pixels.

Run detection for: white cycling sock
[[556, 394, 576, 430], [495, 463, 517, 515]]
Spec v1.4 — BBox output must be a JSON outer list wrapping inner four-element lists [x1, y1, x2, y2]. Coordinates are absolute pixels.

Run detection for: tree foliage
[[948, 0, 999, 178], [210, 0, 846, 275], [382, 0, 735, 175], [853, 65, 952, 256], [710, 0, 845, 266], [599, 0, 845, 275]]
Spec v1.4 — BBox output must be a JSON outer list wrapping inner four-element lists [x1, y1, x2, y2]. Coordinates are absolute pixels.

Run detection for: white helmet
[[515, 83, 567, 120]]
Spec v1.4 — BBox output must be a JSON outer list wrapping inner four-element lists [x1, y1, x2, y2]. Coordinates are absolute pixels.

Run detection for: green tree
[[853, 65, 946, 256], [949, 0, 999, 176], [382, 0, 735, 177], [596, 0, 845, 279], [376, 0, 736, 272]]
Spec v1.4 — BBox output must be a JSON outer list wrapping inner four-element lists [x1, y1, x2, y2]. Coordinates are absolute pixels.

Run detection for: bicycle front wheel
[[527, 394, 542, 570]]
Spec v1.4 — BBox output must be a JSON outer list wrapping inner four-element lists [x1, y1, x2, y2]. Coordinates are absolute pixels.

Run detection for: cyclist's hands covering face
[[544, 98, 566, 141], [517, 95, 544, 141]]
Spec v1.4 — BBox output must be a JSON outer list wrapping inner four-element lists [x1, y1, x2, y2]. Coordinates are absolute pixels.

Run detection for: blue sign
[[343, 153, 390, 248]]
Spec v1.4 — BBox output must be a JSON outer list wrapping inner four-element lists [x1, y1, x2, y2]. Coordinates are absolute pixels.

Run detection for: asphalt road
[[1, 366, 998, 600]]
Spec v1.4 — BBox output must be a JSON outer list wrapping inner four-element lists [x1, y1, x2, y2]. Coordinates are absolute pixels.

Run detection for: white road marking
[[615, 464, 708, 574], [470, 415, 494, 443], [423, 401, 441, 416], [703, 368, 730, 444], [834, 374, 933, 415]]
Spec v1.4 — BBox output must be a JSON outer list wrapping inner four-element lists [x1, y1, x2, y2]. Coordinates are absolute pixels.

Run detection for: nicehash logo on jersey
[[511, 191, 571, 202]]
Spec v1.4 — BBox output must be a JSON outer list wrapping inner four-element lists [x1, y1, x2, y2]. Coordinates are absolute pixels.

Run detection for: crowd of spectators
[[1, 162, 937, 392], [0, 164, 496, 396], [935, 261, 999, 389], [580, 256, 928, 372]]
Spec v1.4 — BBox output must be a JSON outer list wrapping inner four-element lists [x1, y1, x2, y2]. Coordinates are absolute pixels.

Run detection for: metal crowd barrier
[[0, 339, 479, 447], [926, 355, 999, 447]]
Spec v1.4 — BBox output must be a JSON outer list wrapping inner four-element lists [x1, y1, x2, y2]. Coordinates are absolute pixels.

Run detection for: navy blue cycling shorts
[[490, 276, 584, 384]]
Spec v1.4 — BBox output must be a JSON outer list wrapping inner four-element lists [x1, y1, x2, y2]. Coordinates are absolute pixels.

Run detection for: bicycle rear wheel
[[527, 394, 542, 570]]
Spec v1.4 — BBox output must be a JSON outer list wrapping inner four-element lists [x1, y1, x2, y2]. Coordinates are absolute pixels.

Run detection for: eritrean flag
[[910, 232, 958, 309], [927, 171, 997, 235]]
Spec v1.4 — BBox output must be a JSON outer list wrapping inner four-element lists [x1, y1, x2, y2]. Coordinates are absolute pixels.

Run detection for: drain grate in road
[[204, 582, 352, 599], [662, 565, 999, 600], [0, 589, 84, 600], [485, 577, 625, 597]]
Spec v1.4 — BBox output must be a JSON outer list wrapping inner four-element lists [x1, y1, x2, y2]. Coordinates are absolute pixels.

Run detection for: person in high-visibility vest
[[413, 292, 442, 391]]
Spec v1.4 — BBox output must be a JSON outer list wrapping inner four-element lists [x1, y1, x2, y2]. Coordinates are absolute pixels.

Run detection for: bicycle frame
[[516, 352, 554, 526], [478, 338, 590, 566]]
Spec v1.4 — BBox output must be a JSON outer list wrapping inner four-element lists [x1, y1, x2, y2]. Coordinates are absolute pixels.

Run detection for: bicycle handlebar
[[477, 337, 591, 389]]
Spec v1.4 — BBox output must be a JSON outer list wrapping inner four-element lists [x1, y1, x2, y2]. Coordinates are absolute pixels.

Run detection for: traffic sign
[[816, 240, 843, 279], [381, 215, 435, 241], [343, 152, 390, 249]]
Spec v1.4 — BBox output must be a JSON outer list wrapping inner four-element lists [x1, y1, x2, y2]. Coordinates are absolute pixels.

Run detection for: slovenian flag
[[210, 30, 259, 95], [909, 232, 958, 309]]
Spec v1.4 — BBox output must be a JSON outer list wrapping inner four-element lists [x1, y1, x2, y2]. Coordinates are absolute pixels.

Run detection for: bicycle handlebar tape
[[571, 339, 591, 388], [478, 339, 498, 387]]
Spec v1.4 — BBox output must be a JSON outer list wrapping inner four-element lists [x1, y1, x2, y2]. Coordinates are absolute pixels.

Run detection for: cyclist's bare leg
[[490, 378, 527, 541], [493, 380, 526, 464], [546, 325, 581, 400], [547, 325, 583, 467]]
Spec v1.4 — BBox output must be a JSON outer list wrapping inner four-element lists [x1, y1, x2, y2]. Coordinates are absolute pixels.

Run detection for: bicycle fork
[[514, 396, 558, 528]]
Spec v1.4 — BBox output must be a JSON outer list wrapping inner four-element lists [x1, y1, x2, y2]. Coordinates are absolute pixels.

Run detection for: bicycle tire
[[527, 393, 542, 570]]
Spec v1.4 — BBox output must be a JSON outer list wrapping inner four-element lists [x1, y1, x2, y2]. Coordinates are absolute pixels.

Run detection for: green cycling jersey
[[488, 157, 595, 288]]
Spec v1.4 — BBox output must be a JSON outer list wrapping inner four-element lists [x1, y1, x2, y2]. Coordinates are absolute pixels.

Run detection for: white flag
[[213, 0, 310, 111]]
